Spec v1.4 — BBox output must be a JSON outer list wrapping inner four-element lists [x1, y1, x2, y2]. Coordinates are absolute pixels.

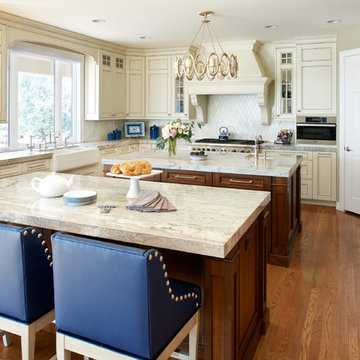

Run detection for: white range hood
[[187, 40, 273, 125]]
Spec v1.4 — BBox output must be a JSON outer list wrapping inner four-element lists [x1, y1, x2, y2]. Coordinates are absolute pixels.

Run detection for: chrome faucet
[[254, 136, 259, 159]]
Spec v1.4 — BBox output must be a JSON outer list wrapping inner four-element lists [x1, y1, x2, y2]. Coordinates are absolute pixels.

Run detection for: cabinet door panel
[[147, 73, 170, 115], [313, 152, 336, 201], [114, 70, 125, 117], [301, 65, 332, 111], [301, 179, 313, 199], [301, 47, 332, 62], [99, 68, 114, 118], [128, 73, 144, 116]]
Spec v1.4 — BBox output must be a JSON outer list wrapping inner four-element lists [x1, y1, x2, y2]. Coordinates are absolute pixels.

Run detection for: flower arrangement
[[155, 119, 202, 157]]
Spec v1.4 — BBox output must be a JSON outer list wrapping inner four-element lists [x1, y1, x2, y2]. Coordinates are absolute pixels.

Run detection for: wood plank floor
[[0, 205, 359, 360]]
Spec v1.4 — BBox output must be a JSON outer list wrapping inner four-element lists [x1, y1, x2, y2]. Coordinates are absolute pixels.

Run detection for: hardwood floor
[[254, 204, 360, 360], [0, 205, 359, 360]]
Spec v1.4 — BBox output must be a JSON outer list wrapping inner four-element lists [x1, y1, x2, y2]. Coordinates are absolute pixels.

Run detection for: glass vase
[[168, 138, 177, 157]]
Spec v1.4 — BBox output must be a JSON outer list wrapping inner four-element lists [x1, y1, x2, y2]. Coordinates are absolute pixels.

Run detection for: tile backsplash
[[191, 94, 294, 142], [84, 119, 124, 141]]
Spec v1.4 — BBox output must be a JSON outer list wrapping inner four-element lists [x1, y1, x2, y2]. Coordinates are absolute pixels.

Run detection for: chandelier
[[174, 11, 238, 81]]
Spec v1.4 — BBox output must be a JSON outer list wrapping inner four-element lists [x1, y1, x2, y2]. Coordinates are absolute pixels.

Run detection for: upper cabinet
[[146, 56, 171, 118], [126, 56, 145, 118], [0, 26, 6, 123], [275, 48, 296, 120], [172, 56, 190, 120], [85, 50, 126, 120], [296, 43, 336, 115]]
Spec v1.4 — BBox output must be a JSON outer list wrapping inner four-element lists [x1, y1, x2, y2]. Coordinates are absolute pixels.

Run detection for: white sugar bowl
[[31, 172, 74, 198]]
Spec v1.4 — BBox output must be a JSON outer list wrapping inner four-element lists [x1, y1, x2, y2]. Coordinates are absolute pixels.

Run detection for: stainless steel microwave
[[296, 116, 336, 145]]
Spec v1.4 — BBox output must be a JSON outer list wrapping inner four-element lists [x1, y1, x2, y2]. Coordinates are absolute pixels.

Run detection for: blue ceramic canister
[[115, 129, 122, 140], [108, 132, 114, 141], [150, 125, 159, 139]]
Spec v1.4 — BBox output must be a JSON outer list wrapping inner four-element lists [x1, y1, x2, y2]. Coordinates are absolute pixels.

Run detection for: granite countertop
[[0, 172, 270, 258], [102, 150, 303, 178], [0, 150, 53, 166]]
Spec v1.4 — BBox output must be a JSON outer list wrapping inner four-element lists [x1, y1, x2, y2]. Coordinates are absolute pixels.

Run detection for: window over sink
[[4, 43, 84, 150]]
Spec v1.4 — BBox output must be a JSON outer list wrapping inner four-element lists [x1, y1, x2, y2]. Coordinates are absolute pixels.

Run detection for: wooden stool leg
[[57, 332, 71, 360], [189, 311, 200, 360], [21, 324, 36, 360], [0, 330, 12, 347]]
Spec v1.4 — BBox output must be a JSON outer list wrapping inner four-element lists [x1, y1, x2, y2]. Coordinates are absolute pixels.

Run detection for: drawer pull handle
[[264, 210, 270, 219], [229, 179, 253, 184], [245, 233, 252, 250], [174, 175, 197, 180]]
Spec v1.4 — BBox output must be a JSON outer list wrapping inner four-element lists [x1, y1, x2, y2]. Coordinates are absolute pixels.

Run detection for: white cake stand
[[106, 170, 163, 198]]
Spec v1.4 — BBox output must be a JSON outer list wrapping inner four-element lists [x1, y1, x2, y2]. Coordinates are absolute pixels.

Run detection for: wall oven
[[296, 116, 336, 145]]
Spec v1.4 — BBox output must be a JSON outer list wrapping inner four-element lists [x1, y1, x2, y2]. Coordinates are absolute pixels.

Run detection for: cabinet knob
[[126, 113, 129, 116], [297, 110, 301, 112], [344, 146, 351, 152], [168, 113, 171, 116], [185, 114, 188, 116]]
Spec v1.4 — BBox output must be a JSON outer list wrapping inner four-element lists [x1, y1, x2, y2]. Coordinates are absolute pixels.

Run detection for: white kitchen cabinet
[[312, 152, 336, 201], [301, 179, 313, 199], [296, 43, 336, 115], [85, 51, 126, 120], [126, 56, 145, 118], [172, 56, 190, 120], [0, 158, 50, 178], [275, 48, 296, 120], [146, 56, 171, 118]]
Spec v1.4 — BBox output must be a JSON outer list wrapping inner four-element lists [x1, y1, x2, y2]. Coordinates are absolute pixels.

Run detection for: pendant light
[[174, 11, 238, 81]]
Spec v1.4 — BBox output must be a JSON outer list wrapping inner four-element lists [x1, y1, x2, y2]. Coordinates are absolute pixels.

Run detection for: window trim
[[8, 43, 84, 149]]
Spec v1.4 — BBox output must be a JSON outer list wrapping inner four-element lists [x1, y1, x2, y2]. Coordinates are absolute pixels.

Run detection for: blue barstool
[[51, 232, 201, 360], [0, 224, 55, 360]]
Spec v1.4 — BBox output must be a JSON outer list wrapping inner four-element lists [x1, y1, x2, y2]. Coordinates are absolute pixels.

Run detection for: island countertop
[[0, 172, 270, 258], [102, 150, 302, 178]]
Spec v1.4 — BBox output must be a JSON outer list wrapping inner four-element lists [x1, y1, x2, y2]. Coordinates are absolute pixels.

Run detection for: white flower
[[162, 126, 170, 139]]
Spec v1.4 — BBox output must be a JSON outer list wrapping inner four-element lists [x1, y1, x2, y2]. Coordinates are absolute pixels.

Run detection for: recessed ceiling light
[[327, 19, 341, 24], [92, 19, 106, 24], [140, 36, 151, 40], [265, 24, 278, 29]]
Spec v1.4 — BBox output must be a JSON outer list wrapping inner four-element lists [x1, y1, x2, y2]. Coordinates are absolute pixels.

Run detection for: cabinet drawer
[[162, 169, 212, 186], [68, 164, 98, 176], [300, 160, 312, 179], [213, 173, 271, 191], [23, 159, 50, 173], [301, 179, 313, 199], [99, 148, 118, 156], [0, 163, 23, 178]]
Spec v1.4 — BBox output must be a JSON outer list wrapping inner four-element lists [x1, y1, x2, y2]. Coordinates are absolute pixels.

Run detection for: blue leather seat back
[[0, 224, 54, 323], [52, 233, 151, 358]]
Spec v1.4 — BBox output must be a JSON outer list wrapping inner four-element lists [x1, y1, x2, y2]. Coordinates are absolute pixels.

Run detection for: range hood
[[187, 40, 273, 125]]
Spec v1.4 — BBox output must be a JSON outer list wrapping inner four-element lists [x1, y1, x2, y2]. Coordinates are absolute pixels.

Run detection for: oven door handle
[[297, 123, 336, 127]]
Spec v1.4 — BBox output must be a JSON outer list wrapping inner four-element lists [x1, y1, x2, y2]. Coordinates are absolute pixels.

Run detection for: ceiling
[[0, 0, 359, 48]]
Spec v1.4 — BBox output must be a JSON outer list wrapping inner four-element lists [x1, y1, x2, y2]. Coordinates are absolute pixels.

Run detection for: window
[[8, 44, 83, 149]]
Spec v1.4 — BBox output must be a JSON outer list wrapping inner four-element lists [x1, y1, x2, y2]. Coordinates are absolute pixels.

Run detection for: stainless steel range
[[193, 138, 264, 153]]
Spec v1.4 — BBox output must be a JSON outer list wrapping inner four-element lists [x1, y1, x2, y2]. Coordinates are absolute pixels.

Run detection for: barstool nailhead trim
[[180, 296, 183, 301], [44, 248, 49, 254], [169, 288, 172, 294], [175, 297, 179, 302], [164, 272, 168, 278], [38, 234, 42, 239], [154, 251, 158, 258], [159, 256, 163, 262], [162, 264, 166, 270], [50, 262, 53, 267], [171, 294, 175, 300], [31, 229, 36, 235], [196, 303, 199, 307], [148, 254, 153, 261], [41, 240, 46, 246], [23, 230, 28, 236], [47, 255, 51, 260]]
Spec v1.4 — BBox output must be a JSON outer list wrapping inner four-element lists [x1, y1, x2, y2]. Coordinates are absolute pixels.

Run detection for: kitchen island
[[0, 172, 270, 360], [103, 150, 303, 267]]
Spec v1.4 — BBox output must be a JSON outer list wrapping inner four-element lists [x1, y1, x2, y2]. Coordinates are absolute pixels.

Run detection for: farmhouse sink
[[50, 147, 99, 172]]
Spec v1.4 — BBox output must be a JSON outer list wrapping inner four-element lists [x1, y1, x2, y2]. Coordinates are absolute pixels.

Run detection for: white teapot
[[31, 172, 74, 198]]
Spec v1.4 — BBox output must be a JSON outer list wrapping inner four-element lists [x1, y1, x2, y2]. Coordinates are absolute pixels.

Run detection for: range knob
[[211, 148, 216, 152], [197, 148, 201, 151], [246, 149, 251, 153], [231, 149, 237, 153], [240, 150, 245, 153], [192, 147, 196, 151], [206, 148, 210, 151], [202, 148, 205, 151]]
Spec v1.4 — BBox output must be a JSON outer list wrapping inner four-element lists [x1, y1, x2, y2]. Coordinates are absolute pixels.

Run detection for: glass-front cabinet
[[276, 48, 296, 120], [171, 56, 189, 119]]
